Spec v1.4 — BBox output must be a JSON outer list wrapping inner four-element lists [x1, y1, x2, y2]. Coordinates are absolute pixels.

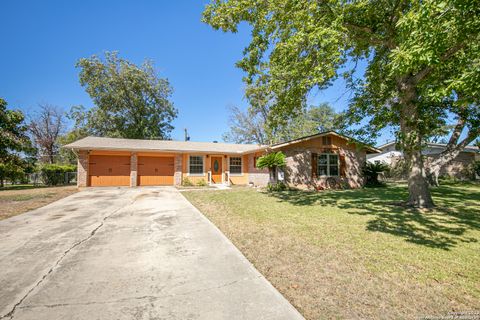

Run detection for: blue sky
[[0, 0, 392, 144]]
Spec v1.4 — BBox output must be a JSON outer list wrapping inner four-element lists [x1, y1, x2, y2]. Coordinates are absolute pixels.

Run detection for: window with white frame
[[229, 157, 242, 174], [317, 154, 339, 176], [189, 156, 203, 174]]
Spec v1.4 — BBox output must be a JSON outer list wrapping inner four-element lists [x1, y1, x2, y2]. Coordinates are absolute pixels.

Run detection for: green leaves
[[0, 98, 31, 161], [75, 52, 177, 139], [203, 0, 480, 140], [256, 151, 286, 169]]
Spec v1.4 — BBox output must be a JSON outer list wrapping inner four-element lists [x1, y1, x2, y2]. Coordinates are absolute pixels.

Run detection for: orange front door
[[211, 156, 222, 184]]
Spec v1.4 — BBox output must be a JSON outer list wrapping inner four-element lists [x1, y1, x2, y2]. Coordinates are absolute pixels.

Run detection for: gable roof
[[270, 131, 380, 154], [378, 141, 479, 153], [64, 136, 267, 154]]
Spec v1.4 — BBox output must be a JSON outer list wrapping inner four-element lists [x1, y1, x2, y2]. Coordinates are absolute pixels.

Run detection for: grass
[[183, 182, 480, 319], [0, 185, 78, 220]]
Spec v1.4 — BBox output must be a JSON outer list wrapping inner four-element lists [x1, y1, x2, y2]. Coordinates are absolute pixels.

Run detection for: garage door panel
[[138, 175, 174, 186], [89, 155, 131, 187], [138, 156, 174, 186]]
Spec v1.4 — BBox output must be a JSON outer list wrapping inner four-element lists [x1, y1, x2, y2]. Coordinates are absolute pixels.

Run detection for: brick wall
[[280, 145, 366, 189], [247, 153, 269, 186], [77, 150, 88, 187], [130, 153, 138, 187], [174, 154, 182, 185]]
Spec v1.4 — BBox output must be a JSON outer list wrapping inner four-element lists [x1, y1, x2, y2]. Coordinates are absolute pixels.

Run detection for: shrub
[[40, 164, 77, 186], [267, 182, 287, 192], [181, 177, 194, 186], [474, 160, 480, 177], [363, 161, 389, 187], [196, 179, 208, 187]]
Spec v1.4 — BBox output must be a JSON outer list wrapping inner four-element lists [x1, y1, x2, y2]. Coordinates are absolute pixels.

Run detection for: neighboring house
[[368, 141, 480, 179], [65, 131, 379, 189]]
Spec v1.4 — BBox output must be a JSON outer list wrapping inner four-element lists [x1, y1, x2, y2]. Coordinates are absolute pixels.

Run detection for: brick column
[[130, 153, 138, 187], [77, 150, 88, 187], [174, 154, 182, 186]]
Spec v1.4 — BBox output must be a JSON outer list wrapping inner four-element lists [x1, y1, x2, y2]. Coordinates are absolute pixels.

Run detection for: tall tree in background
[[74, 52, 177, 139], [275, 103, 346, 142], [224, 102, 345, 145], [29, 104, 65, 164], [0, 99, 33, 187], [203, 0, 480, 208], [223, 105, 268, 144]]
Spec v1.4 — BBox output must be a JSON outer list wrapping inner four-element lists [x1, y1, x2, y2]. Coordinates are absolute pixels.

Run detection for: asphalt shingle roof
[[64, 136, 266, 154]]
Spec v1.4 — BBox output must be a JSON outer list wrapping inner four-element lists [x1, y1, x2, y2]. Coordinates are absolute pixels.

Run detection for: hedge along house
[[64, 131, 379, 189]]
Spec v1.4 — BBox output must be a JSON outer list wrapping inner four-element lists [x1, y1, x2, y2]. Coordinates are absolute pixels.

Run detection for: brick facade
[[130, 153, 138, 187], [279, 136, 367, 189], [174, 154, 182, 186], [77, 150, 89, 187], [247, 153, 269, 186]]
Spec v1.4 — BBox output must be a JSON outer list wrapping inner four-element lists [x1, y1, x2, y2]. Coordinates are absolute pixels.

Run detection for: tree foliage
[[223, 102, 346, 144], [0, 99, 34, 186], [223, 105, 267, 144], [74, 52, 177, 139], [203, 0, 480, 207], [0, 99, 30, 161]]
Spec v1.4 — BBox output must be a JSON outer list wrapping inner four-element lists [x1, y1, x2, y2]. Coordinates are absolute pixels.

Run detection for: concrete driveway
[[0, 187, 303, 320]]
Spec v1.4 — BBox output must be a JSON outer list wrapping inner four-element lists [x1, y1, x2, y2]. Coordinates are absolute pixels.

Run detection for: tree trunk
[[404, 147, 434, 207], [269, 166, 277, 185], [397, 77, 434, 208]]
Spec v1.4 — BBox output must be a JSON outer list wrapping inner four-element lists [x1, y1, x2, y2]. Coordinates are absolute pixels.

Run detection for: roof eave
[[65, 145, 265, 155]]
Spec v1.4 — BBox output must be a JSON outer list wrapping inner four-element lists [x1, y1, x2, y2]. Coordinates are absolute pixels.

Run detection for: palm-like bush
[[363, 161, 389, 187], [256, 151, 287, 186]]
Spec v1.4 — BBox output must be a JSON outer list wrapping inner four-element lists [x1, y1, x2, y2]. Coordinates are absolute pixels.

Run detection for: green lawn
[[183, 182, 480, 319]]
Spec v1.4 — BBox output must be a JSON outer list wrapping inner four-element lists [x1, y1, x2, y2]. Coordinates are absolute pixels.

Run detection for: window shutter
[[339, 153, 346, 177], [312, 153, 318, 178]]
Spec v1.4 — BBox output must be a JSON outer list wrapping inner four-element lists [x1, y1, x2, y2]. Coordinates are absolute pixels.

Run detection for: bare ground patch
[[0, 186, 78, 220]]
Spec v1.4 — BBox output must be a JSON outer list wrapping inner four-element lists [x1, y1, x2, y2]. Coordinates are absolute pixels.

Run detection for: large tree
[[203, 0, 480, 208], [0, 99, 34, 187], [224, 102, 345, 144], [29, 103, 65, 164], [74, 52, 177, 139], [223, 105, 268, 144]]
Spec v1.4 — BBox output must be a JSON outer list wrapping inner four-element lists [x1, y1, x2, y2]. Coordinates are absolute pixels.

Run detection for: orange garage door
[[138, 156, 174, 186], [89, 155, 131, 186]]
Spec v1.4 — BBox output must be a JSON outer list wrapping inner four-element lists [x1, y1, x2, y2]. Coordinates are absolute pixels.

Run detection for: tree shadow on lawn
[[267, 184, 480, 250]]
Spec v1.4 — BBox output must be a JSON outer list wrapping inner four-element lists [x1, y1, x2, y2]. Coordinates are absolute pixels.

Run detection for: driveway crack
[[0, 193, 135, 320], [17, 276, 260, 310]]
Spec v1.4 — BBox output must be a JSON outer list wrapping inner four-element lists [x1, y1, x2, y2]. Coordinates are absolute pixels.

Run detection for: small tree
[[29, 104, 65, 164], [256, 151, 287, 186]]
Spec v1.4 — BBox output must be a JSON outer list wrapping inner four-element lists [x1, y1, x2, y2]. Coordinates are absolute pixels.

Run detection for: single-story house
[[65, 131, 379, 189], [367, 141, 480, 179]]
